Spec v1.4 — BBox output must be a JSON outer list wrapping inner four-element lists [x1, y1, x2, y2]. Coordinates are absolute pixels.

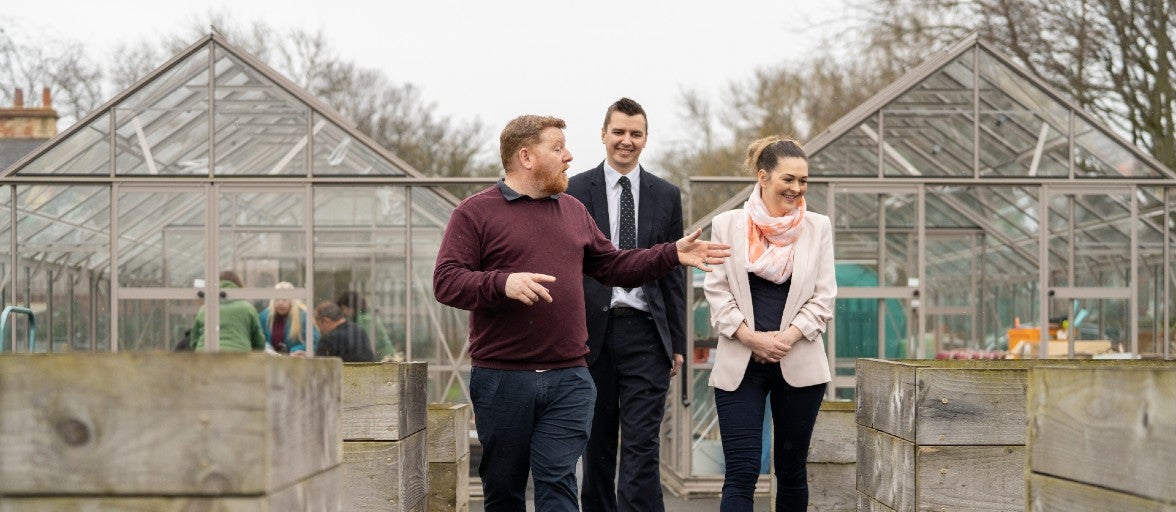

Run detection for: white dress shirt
[[603, 162, 649, 311]]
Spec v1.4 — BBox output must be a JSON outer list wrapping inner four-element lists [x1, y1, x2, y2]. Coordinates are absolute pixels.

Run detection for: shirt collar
[[603, 162, 641, 190], [497, 178, 561, 201]]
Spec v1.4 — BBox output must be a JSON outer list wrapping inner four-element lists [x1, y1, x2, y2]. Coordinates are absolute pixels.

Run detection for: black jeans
[[713, 360, 826, 512]]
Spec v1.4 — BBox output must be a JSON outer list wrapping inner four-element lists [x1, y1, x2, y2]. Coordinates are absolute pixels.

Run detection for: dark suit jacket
[[567, 163, 686, 366]]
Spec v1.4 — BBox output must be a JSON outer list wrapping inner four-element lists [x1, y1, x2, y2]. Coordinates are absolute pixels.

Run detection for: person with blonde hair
[[703, 136, 836, 511], [259, 281, 317, 355]]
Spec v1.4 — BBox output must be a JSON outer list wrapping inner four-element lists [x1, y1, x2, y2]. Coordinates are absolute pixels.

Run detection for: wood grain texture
[[0, 353, 341, 495], [856, 426, 914, 512], [1028, 472, 1176, 512], [806, 462, 856, 511], [428, 455, 470, 512], [913, 367, 1028, 445], [0, 465, 342, 512], [341, 362, 427, 441], [857, 491, 898, 512], [1029, 366, 1176, 503], [809, 401, 856, 463], [341, 433, 427, 512], [856, 359, 919, 443], [427, 403, 470, 463], [915, 444, 1024, 511]]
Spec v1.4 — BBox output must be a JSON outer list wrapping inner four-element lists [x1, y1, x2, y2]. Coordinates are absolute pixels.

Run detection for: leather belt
[[609, 306, 648, 318]]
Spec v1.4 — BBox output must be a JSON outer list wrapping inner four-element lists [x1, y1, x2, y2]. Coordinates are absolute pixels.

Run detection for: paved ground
[[468, 488, 770, 511]]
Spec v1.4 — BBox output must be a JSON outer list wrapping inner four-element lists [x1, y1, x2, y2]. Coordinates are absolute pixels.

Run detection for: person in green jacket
[[336, 290, 399, 361], [190, 271, 266, 352]]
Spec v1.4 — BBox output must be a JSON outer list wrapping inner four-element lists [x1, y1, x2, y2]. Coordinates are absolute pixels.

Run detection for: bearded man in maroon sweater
[[433, 115, 730, 512]]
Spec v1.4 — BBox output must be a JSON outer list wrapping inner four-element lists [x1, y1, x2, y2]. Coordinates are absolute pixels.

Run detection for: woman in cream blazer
[[703, 136, 836, 512]]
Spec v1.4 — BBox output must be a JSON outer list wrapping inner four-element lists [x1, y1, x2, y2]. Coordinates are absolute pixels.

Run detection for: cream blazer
[[704, 208, 836, 391]]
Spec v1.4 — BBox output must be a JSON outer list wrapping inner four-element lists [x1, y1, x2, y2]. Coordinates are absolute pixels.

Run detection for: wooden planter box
[[855, 358, 1175, 512], [0, 352, 342, 509], [427, 403, 471, 512], [1027, 366, 1176, 511], [340, 362, 428, 512], [806, 400, 857, 512]]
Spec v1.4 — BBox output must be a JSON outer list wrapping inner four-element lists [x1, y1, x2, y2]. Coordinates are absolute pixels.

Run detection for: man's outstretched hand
[[505, 272, 556, 305], [676, 228, 732, 271]]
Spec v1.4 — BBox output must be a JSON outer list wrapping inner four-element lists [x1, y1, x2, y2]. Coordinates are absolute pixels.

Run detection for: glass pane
[[19, 112, 111, 175], [119, 299, 202, 351], [15, 185, 111, 352], [213, 51, 309, 176], [882, 54, 974, 177], [0, 187, 9, 303], [810, 116, 878, 177], [114, 48, 210, 176], [1138, 187, 1165, 355], [313, 115, 408, 176], [1073, 117, 1163, 178], [220, 189, 307, 288], [118, 190, 205, 287], [977, 49, 1070, 177], [688, 182, 752, 226], [313, 186, 410, 365]]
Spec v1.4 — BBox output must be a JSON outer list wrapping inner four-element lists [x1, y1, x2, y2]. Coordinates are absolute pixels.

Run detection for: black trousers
[[581, 313, 671, 512], [714, 360, 826, 512]]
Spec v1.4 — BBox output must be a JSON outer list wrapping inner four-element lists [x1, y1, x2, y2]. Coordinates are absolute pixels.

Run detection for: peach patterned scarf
[[744, 183, 805, 284]]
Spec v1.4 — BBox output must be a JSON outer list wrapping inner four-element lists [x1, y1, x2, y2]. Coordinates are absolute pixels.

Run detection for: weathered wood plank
[[1028, 472, 1176, 512], [0, 353, 340, 495], [856, 425, 915, 512], [915, 444, 1024, 511], [808, 401, 855, 464], [342, 362, 427, 442], [0, 465, 342, 512], [427, 403, 470, 463], [857, 491, 898, 512], [428, 455, 470, 512], [856, 359, 920, 443], [1029, 366, 1176, 503], [913, 367, 1029, 445], [806, 462, 855, 511], [342, 433, 427, 512]]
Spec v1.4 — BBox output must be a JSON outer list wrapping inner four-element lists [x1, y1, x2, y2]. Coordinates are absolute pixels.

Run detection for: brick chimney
[[0, 87, 59, 139]]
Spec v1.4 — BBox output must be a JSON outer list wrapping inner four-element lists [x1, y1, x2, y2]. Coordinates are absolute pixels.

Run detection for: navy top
[[748, 273, 792, 331]]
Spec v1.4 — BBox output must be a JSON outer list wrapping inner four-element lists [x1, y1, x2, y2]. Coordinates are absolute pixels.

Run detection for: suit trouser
[[581, 314, 671, 512]]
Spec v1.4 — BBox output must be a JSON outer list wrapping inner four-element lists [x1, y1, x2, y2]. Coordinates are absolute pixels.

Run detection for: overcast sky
[[5, 0, 852, 173]]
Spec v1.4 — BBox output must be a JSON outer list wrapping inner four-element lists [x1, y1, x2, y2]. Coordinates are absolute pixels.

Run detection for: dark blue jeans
[[470, 366, 596, 512], [713, 360, 826, 512]]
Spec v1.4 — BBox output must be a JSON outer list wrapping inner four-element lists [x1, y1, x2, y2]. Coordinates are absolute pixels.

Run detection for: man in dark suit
[[568, 97, 686, 512]]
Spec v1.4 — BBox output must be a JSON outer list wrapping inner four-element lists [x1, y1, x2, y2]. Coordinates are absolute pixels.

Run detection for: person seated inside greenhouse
[[313, 301, 377, 362], [336, 290, 399, 361], [189, 271, 267, 352], [258, 281, 318, 355]]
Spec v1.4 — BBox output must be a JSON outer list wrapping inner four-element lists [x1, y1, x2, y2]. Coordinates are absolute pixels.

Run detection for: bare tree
[[5, 13, 496, 177], [850, 0, 1176, 170], [0, 20, 105, 126]]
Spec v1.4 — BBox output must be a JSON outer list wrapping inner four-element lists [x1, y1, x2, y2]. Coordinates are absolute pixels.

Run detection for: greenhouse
[[2, 32, 1174, 493]]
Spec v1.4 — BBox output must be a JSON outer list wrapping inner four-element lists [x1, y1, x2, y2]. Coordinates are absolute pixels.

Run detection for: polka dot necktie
[[618, 176, 636, 250]]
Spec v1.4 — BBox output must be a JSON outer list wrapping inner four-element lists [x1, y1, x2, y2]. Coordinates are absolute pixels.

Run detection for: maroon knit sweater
[[433, 183, 680, 370]]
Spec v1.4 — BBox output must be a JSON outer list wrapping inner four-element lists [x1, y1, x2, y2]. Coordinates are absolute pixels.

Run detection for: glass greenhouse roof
[[1, 34, 465, 277]]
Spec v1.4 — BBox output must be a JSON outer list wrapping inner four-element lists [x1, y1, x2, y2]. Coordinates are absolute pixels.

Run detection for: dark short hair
[[219, 270, 244, 287], [314, 301, 345, 321], [335, 290, 366, 315], [499, 115, 566, 171], [602, 97, 647, 132]]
